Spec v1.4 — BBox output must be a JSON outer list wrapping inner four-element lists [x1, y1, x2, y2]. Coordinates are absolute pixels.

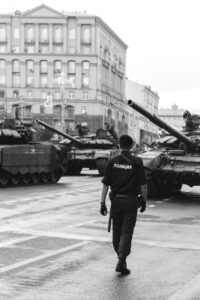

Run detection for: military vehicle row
[[37, 120, 120, 176], [128, 99, 200, 198], [0, 119, 69, 187]]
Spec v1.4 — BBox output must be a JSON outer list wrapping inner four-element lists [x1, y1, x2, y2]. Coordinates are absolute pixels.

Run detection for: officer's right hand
[[100, 203, 107, 216]]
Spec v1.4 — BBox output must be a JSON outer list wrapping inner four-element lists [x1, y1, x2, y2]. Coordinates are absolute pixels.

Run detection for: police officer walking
[[100, 135, 147, 275]]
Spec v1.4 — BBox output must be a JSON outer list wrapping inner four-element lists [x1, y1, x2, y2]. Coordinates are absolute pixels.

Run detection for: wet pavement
[[0, 170, 200, 299]]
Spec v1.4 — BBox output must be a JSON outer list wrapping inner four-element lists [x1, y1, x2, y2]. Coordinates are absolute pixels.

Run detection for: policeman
[[100, 134, 147, 275]]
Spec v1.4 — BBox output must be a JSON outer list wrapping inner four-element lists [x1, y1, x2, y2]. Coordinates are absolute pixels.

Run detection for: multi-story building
[[0, 4, 128, 135], [126, 79, 159, 145], [158, 104, 185, 131]]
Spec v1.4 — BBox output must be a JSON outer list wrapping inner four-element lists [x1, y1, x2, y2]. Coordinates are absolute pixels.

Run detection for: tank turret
[[37, 119, 119, 176], [128, 99, 197, 150], [127, 99, 200, 198]]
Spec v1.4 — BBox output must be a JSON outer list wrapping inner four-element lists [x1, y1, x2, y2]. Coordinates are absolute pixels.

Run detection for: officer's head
[[119, 135, 134, 150]]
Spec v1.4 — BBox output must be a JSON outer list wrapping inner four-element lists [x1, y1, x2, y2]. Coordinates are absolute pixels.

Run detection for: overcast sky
[[2, 0, 200, 112]]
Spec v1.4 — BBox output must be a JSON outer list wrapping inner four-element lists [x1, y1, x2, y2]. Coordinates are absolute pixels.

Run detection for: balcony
[[25, 39, 35, 44], [39, 39, 49, 45], [53, 40, 63, 45], [81, 39, 91, 45]]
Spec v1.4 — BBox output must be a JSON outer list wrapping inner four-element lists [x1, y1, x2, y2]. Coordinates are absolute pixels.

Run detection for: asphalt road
[[0, 170, 200, 300]]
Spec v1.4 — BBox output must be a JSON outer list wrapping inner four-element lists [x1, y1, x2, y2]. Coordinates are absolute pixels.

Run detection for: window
[[82, 46, 91, 54], [13, 60, 20, 73], [13, 46, 20, 53], [0, 60, 5, 69], [40, 46, 49, 53], [26, 26, 34, 42], [0, 75, 5, 84], [0, 45, 6, 53], [66, 106, 74, 119], [27, 60, 34, 72], [82, 61, 90, 88], [83, 92, 88, 100], [54, 61, 62, 73], [54, 46, 63, 54], [14, 28, 20, 39], [81, 25, 91, 43], [68, 76, 75, 88], [0, 90, 5, 98], [82, 61, 89, 70], [13, 90, 19, 98], [54, 105, 62, 118], [40, 61, 48, 73], [40, 75, 48, 87], [0, 27, 6, 41], [69, 28, 76, 40], [54, 27, 62, 43], [27, 76, 33, 86], [81, 106, 87, 115], [27, 91, 32, 99], [26, 46, 34, 53], [13, 75, 20, 87], [41, 91, 47, 100], [54, 91, 62, 100], [68, 61, 76, 73], [69, 91, 74, 100], [40, 26, 48, 42], [40, 105, 45, 114], [68, 46, 76, 54]]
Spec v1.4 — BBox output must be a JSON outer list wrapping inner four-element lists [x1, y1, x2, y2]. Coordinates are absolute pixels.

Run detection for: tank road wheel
[[41, 172, 50, 184], [22, 173, 31, 185], [31, 173, 40, 184], [0, 171, 9, 187], [10, 174, 21, 185], [96, 158, 108, 176], [50, 170, 61, 183]]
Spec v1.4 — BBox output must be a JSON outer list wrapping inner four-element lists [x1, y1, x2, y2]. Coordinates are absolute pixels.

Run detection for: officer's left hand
[[139, 199, 146, 213], [100, 203, 107, 216]]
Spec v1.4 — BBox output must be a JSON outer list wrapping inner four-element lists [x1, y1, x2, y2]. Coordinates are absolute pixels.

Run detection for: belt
[[115, 194, 133, 198]]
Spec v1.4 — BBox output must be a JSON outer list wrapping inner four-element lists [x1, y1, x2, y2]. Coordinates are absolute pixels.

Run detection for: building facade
[[158, 104, 184, 131], [0, 4, 128, 135], [126, 80, 159, 145]]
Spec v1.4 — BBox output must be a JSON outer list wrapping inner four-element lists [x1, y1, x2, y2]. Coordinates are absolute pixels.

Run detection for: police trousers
[[111, 196, 138, 258]]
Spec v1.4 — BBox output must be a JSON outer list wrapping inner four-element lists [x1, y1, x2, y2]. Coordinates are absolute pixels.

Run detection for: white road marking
[[7, 229, 200, 251], [148, 204, 156, 208], [0, 241, 88, 274]]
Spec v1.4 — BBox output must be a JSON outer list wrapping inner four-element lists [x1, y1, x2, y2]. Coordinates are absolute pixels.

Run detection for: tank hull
[[0, 143, 68, 187]]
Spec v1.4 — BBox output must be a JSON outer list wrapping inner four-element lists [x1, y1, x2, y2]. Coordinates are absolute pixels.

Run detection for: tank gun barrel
[[36, 119, 82, 146], [128, 99, 195, 148]]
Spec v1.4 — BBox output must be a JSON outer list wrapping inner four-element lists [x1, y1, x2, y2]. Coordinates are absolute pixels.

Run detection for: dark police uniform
[[102, 150, 147, 258]]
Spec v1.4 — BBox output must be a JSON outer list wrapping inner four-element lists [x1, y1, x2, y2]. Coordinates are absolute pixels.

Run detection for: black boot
[[115, 257, 130, 275]]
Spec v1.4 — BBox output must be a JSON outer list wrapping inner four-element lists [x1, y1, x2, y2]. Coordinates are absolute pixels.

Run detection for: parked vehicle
[[0, 119, 69, 187], [128, 99, 200, 197]]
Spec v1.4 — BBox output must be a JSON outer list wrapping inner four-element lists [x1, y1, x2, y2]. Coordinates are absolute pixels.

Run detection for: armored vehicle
[[128, 99, 200, 197], [0, 119, 69, 187], [37, 120, 119, 176]]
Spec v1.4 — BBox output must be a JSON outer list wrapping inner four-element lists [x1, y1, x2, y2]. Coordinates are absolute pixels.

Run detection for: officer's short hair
[[119, 135, 134, 149]]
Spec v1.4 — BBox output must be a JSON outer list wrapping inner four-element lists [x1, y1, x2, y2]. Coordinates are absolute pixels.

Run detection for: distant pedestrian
[[100, 134, 147, 275]]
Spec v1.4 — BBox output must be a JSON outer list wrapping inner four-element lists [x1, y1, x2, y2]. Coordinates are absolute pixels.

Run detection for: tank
[[0, 119, 69, 187], [128, 99, 200, 197], [36, 120, 120, 176]]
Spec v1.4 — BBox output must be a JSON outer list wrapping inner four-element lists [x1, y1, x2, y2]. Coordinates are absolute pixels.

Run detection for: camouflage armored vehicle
[[37, 120, 120, 176], [128, 99, 200, 197], [0, 119, 69, 187]]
